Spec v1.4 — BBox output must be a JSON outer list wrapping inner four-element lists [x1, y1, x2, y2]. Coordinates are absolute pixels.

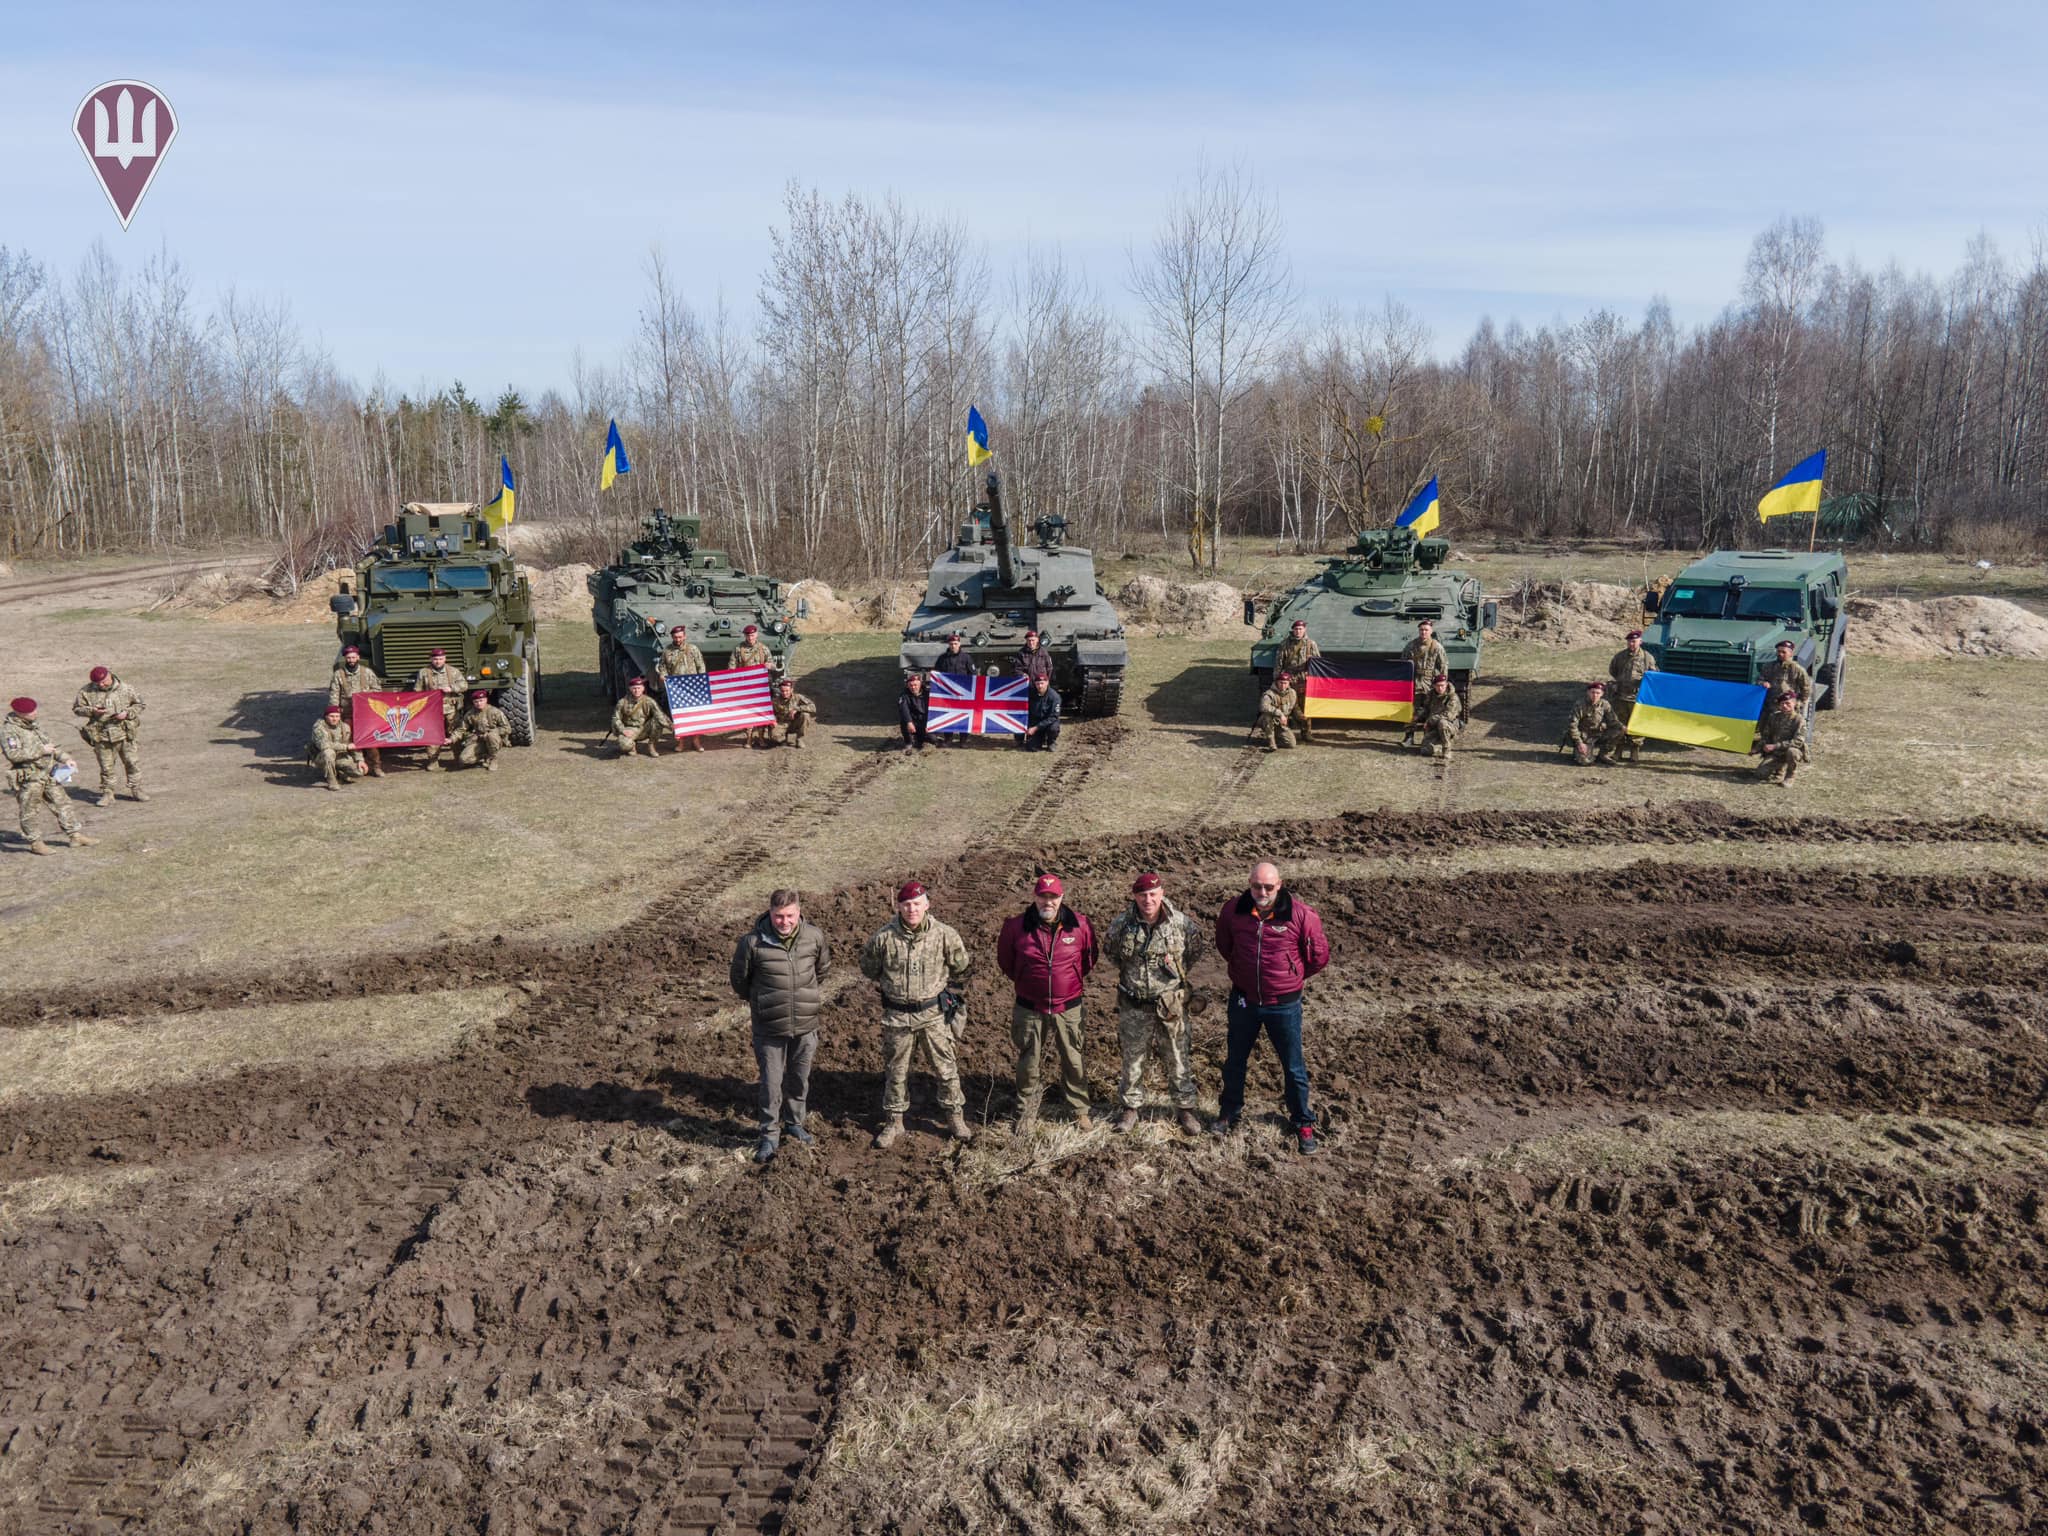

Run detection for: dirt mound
[[521, 562, 594, 622], [1492, 579, 1643, 648], [1846, 593, 2048, 658], [787, 579, 867, 634], [859, 579, 921, 630], [1115, 574, 1243, 635]]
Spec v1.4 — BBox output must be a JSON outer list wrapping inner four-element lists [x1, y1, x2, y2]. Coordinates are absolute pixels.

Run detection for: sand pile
[[1115, 575, 1245, 636], [786, 580, 867, 634], [1845, 595, 2048, 659], [521, 563, 594, 623], [1492, 580, 1644, 648]]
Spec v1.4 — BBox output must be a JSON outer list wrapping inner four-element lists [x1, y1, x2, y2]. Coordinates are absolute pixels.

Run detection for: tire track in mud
[[1195, 746, 1265, 828], [1002, 719, 1129, 844]]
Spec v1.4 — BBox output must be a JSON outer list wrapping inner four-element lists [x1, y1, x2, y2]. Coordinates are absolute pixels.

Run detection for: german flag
[[1301, 658, 1414, 723]]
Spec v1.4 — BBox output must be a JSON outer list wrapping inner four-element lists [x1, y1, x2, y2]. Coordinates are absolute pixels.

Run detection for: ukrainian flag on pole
[[601, 419, 632, 491], [967, 405, 992, 467], [1394, 476, 1440, 536], [1758, 450, 1825, 521], [481, 456, 516, 533]]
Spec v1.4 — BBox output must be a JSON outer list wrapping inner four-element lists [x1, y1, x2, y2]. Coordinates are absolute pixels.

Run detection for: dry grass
[[0, 1166, 159, 1233], [0, 986, 514, 1105]]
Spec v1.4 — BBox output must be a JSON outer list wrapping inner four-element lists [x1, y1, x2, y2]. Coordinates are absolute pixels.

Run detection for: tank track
[[1079, 668, 1124, 718]]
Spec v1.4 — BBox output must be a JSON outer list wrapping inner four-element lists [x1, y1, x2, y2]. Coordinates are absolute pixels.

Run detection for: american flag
[[929, 671, 1029, 734], [665, 666, 775, 739]]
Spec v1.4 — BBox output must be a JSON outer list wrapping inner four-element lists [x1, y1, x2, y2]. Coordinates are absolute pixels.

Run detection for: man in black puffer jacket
[[730, 888, 834, 1163]]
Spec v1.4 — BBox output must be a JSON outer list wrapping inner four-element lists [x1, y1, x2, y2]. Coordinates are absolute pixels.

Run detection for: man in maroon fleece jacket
[[997, 873, 1100, 1132], [1212, 860, 1331, 1154]]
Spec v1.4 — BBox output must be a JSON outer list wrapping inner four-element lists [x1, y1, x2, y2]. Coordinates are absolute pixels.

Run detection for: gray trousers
[[753, 1025, 819, 1132]]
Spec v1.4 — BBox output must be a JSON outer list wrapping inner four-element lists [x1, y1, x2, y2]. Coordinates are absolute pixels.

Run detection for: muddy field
[[4, 800, 2046, 1534]]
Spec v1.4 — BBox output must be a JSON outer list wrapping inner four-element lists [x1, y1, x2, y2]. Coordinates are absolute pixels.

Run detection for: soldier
[[656, 625, 708, 752], [451, 690, 511, 772], [412, 646, 466, 771], [732, 623, 774, 670], [1275, 619, 1320, 742], [932, 633, 976, 749], [1019, 675, 1062, 752], [1253, 670, 1298, 752], [1751, 690, 1808, 786], [1760, 639, 1812, 711], [307, 702, 368, 792], [326, 643, 385, 778], [1103, 872, 1205, 1136], [998, 874, 1099, 1132], [1417, 672, 1463, 760], [5, 698, 98, 854], [73, 664, 149, 805], [1012, 630, 1054, 686], [1562, 680, 1629, 766], [1398, 620, 1451, 747], [612, 676, 668, 759], [763, 676, 817, 749], [897, 671, 933, 756], [1608, 628, 1656, 763], [858, 880, 974, 1148]]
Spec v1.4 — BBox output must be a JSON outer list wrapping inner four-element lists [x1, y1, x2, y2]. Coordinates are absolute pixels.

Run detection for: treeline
[[2, 176, 2043, 580]]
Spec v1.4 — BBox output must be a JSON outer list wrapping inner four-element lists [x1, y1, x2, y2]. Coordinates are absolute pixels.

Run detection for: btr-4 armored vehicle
[[330, 503, 540, 744], [1642, 549, 1848, 711], [1250, 526, 1495, 708], [587, 510, 800, 698], [899, 472, 1128, 715]]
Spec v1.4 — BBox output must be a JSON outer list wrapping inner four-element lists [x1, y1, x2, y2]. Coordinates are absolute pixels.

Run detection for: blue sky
[[5, 1, 2044, 399]]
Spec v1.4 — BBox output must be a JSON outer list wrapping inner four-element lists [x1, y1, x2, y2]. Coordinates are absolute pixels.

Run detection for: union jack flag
[[929, 671, 1029, 734], [665, 666, 775, 739]]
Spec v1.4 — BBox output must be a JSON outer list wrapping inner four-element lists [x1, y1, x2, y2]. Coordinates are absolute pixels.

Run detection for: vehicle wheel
[[531, 638, 544, 707], [598, 636, 619, 699], [1817, 652, 1845, 711], [1451, 669, 1473, 709], [503, 664, 537, 747]]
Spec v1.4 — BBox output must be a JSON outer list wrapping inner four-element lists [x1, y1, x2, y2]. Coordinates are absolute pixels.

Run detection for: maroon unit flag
[[352, 691, 449, 750]]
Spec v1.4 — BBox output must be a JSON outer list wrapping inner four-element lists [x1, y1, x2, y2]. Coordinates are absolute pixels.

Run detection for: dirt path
[[0, 554, 267, 607]]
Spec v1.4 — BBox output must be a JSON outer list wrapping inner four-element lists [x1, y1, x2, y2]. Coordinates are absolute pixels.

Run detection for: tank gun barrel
[[980, 472, 1017, 590]]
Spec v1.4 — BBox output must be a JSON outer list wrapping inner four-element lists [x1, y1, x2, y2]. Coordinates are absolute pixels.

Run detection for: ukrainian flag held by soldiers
[[601, 419, 632, 491], [481, 456, 516, 533], [1626, 672, 1769, 754], [1394, 477, 1440, 537], [1757, 450, 1825, 521], [967, 405, 992, 467]]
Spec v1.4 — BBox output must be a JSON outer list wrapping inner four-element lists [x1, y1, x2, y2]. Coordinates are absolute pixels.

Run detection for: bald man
[[1212, 862, 1331, 1154]]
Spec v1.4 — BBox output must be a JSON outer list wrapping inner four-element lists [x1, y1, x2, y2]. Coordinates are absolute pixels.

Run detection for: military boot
[[129, 785, 152, 800], [68, 830, 98, 847], [947, 1110, 975, 1142], [96, 788, 115, 808], [689, 736, 705, 752], [1013, 1097, 1041, 1136], [1112, 1108, 1140, 1134], [323, 776, 341, 791], [873, 1115, 904, 1150], [1177, 1109, 1205, 1136], [27, 840, 51, 856]]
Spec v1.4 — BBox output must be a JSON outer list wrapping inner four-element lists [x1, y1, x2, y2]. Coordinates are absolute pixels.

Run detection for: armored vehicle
[[1250, 526, 1495, 709], [899, 472, 1128, 715], [1642, 549, 1847, 711], [330, 503, 540, 744], [588, 509, 800, 698]]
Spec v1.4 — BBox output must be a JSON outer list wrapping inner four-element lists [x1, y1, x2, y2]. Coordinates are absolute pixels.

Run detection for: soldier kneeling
[[1561, 681, 1628, 766], [613, 676, 668, 758], [1750, 690, 1807, 786], [764, 676, 817, 749], [452, 690, 512, 771], [308, 703, 368, 791], [1253, 671, 1298, 751], [1417, 674, 1463, 760]]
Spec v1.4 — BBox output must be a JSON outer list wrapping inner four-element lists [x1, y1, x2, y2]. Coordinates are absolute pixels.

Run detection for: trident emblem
[[73, 81, 178, 229]]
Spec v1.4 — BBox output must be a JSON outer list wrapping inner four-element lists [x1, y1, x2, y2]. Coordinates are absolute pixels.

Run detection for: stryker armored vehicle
[[898, 471, 1128, 715], [1642, 549, 1847, 712], [330, 502, 541, 744], [1249, 526, 1495, 709], [588, 509, 800, 698]]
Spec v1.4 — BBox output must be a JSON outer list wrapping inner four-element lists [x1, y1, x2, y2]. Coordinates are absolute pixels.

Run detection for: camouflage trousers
[[16, 777, 80, 838], [311, 747, 367, 787], [1420, 717, 1461, 758], [617, 718, 667, 756], [1115, 992, 1198, 1111], [1287, 704, 1313, 741], [1753, 741, 1807, 782], [761, 715, 810, 748], [1565, 726, 1631, 762], [423, 704, 460, 765], [455, 731, 507, 768], [84, 737, 143, 791], [1254, 710, 1295, 749], [1012, 1002, 1089, 1117], [880, 1009, 965, 1116]]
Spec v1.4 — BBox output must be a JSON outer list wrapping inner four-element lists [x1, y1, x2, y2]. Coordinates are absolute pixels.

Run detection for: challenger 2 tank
[[587, 510, 801, 698], [1250, 526, 1497, 713], [899, 472, 1128, 716]]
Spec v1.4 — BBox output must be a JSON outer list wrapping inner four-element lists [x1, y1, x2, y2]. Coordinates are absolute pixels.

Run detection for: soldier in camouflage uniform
[[1759, 640, 1811, 712], [1562, 680, 1628, 765], [732, 625, 779, 745], [1417, 672, 1463, 759], [1275, 619, 1320, 742], [412, 647, 467, 771], [73, 665, 150, 805], [1103, 872, 1206, 1135], [450, 690, 511, 771], [326, 644, 385, 777], [308, 703, 368, 791], [1254, 671, 1298, 751], [1750, 690, 1807, 785], [1399, 620, 1451, 746], [655, 625, 707, 752], [612, 676, 668, 758], [1607, 629, 1656, 763], [858, 880, 975, 1148], [6, 698, 97, 854], [763, 677, 817, 749]]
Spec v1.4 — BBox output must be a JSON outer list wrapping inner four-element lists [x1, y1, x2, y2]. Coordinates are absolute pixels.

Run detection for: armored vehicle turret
[[331, 502, 541, 744], [899, 472, 1128, 715], [1251, 527, 1495, 711], [588, 510, 800, 697]]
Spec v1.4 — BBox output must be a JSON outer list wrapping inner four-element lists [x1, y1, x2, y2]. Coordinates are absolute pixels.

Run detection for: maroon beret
[[895, 880, 926, 903], [1131, 872, 1163, 894]]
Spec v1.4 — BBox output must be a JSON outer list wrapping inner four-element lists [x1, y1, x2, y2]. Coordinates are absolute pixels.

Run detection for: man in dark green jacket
[[730, 888, 834, 1162]]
